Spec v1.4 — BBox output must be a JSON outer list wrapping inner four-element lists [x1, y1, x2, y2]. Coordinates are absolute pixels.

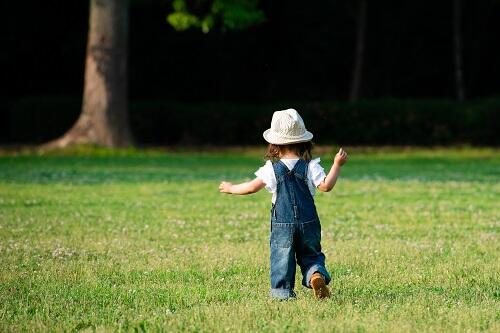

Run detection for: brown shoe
[[310, 272, 330, 299]]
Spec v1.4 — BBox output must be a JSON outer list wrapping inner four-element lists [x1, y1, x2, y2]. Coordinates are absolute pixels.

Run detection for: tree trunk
[[349, 0, 367, 103], [453, 0, 465, 102], [45, 0, 132, 148]]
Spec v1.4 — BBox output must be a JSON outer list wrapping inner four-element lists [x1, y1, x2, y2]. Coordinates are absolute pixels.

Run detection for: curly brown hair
[[265, 142, 313, 162]]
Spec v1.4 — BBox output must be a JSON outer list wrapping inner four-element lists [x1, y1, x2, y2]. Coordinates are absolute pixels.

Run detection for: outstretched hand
[[219, 181, 233, 193], [334, 147, 348, 166]]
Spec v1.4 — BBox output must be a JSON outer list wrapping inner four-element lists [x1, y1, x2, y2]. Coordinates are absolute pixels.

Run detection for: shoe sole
[[310, 275, 330, 299]]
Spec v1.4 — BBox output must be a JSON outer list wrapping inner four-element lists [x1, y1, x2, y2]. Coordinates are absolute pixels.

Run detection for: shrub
[[4, 96, 499, 145]]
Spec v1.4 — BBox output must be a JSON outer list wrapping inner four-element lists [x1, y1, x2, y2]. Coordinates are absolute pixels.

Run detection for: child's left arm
[[317, 148, 348, 192], [219, 178, 266, 195]]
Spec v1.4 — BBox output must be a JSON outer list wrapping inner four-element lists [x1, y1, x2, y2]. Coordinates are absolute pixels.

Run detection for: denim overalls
[[269, 159, 331, 300]]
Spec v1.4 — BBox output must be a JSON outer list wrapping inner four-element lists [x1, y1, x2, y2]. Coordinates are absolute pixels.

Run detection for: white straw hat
[[263, 108, 313, 145]]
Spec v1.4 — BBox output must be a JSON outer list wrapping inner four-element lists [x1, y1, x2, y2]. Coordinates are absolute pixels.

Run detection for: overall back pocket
[[270, 223, 294, 248]]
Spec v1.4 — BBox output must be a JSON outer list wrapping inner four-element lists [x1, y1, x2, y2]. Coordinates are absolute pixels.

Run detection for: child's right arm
[[317, 148, 348, 192], [219, 178, 266, 195]]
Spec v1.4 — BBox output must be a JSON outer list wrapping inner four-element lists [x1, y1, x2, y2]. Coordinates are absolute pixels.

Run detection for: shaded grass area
[[0, 147, 499, 332], [1, 147, 498, 184]]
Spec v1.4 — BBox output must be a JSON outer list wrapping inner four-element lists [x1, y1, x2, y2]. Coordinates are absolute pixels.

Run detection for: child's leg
[[269, 223, 297, 300], [296, 220, 331, 288]]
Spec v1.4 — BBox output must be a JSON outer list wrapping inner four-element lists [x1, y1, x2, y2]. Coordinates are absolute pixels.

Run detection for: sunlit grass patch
[[0, 148, 499, 332]]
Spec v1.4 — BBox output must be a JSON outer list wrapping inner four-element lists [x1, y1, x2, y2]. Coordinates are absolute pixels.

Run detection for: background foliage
[[1, 0, 499, 145], [4, 97, 499, 145]]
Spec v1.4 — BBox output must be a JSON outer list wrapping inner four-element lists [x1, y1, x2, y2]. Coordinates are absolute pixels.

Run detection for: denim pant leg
[[296, 220, 331, 288], [269, 223, 297, 300]]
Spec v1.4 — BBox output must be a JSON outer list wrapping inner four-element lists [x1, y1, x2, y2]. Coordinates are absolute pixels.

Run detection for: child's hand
[[219, 181, 233, 194], [334, 148, 348, 166]]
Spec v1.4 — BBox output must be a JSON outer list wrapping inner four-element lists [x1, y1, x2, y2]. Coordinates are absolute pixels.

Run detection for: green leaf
[[166, 0, 265, 32], [167, 12, 200, 31]]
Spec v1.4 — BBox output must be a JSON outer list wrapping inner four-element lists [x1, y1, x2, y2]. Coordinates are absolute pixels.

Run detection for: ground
[[0, 147, 499, 332]]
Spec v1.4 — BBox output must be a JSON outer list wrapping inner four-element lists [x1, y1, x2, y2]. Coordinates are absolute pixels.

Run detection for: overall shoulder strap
[[292, 159, 309, 180], [272, 160, 288, 179], [304, 159, 310, 179]]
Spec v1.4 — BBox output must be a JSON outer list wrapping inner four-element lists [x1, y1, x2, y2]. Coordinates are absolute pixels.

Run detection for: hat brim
[[263, 129, 313, 145]]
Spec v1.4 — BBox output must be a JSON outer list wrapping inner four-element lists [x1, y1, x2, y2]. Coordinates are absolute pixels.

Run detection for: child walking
[[219, 109, 347, 300]]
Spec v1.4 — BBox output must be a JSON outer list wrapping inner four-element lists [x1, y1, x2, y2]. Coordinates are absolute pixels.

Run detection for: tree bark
[[453, 0, 465, 102], [45, 0, 132, 148], [349, 0, 367, 103]]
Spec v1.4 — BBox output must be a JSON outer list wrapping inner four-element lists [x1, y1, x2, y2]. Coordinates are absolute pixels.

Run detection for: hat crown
[[270, 109, 306, 138], [263, 108, 313, 144]]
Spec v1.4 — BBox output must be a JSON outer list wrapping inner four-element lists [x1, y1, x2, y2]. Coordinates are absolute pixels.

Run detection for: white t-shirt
[[255, 158, 326, 203]]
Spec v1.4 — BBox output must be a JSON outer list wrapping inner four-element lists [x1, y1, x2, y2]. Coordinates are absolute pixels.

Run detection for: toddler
[[219, 108, 347, 300]]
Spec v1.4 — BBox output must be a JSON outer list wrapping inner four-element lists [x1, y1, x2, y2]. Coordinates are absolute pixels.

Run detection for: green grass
[[0, 147, 499, 332]]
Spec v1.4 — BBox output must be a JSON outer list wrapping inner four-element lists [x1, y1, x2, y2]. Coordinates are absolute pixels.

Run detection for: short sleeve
[[254, 160, 277, 193], [308, 158, 326, 187]]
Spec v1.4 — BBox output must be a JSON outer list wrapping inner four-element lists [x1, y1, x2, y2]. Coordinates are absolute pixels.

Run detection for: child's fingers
[[219, 181, 231, 192], [340, 151, 347, 161]]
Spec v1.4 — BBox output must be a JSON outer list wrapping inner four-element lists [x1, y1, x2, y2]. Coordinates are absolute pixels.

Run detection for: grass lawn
[[0, 147, 499, 332]]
